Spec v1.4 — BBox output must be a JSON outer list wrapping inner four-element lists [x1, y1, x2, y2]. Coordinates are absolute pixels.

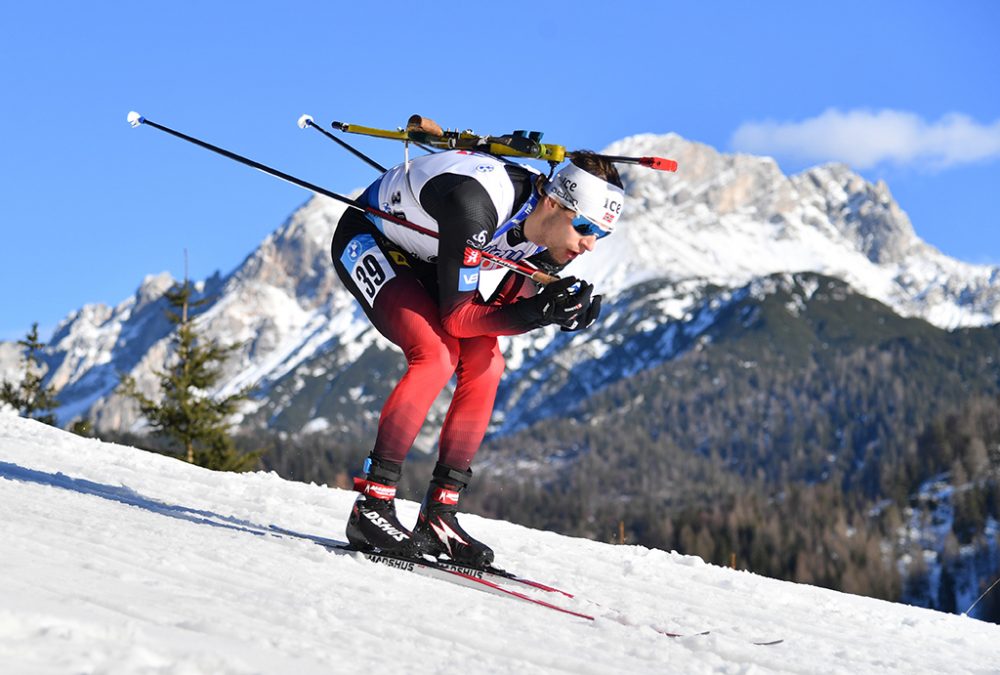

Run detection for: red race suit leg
[[332, 210, 502, 469]]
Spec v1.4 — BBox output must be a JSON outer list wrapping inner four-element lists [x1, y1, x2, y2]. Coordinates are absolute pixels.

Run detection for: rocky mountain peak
[[794, 163, 921, 265], [136, 271, 177, 306]]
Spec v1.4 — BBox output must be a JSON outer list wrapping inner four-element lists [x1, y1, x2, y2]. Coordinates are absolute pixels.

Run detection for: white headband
[[544, 163, 625, 234]]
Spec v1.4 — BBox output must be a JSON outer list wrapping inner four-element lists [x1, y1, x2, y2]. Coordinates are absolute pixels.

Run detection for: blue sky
[[2, 1, 998, 341]]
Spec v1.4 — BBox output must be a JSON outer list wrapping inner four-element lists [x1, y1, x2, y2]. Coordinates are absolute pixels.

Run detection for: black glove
[[560, 293, 601, 332], [518, 276, 598, 330]]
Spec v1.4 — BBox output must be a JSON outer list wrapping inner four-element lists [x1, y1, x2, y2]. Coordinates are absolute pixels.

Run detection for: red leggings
[[332, 215, 504, 472]]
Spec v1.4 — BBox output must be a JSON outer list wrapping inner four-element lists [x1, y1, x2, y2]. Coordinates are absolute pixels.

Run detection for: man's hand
[[560, 293, 601, 332], [517, 276, 600, 330]]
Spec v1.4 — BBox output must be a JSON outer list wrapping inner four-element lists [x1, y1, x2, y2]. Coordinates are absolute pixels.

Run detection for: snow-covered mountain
[[4, 411, 1000, 673], [570, 134, 1000, 327], [6, 133, 1000, 432]]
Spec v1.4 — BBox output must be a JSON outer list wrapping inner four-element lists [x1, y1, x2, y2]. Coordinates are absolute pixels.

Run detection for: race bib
[[340, 235, 397, 306]]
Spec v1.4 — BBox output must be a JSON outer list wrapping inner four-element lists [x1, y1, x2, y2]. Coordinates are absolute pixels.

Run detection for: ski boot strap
[[432, 462, 472, 489], [363, 454, 403, 483], [429, 486, 460, 506], [353, 477, 397, 501]]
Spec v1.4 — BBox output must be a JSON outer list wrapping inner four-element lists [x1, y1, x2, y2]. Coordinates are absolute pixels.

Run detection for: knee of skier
[[458, 338, 505, 384], [407, 334, 461, 382], [484, 344, 505, 385]]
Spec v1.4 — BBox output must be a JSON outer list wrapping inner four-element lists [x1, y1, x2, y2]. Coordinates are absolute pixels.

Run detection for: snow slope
[[2, 411, 999, 674]]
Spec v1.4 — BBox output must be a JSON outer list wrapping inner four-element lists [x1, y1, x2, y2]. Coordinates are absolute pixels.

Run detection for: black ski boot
[[345, 455, 415, 555], [412, 463, 494, 568]]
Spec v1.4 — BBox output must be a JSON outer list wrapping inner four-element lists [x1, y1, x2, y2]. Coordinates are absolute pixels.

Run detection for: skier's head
[[542, 152, 625, 240], [524, 152, 624, 264]]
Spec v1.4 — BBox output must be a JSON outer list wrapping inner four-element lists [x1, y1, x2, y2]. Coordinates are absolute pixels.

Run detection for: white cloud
[[730, 108, 1000, 170]]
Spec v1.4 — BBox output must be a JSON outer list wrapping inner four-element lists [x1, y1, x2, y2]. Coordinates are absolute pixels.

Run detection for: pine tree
[[0, 323, 59, 425], [70, 418, 93, 437], [118, 279, 260, 472]]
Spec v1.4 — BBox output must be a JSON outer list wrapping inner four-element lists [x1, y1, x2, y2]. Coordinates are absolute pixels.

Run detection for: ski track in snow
[[2, 412, 999, 674]]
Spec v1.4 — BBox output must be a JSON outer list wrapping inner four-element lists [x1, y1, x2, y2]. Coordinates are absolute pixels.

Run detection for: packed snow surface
[[2, 411, 999, 674]]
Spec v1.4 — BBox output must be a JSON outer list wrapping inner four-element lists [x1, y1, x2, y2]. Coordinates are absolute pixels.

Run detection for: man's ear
[[537, 189, 559, 213]]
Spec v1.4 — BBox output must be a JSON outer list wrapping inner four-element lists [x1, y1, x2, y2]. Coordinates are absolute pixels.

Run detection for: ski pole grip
[[640, 156, 678, 172], [407, 115, 444, 138], [532, 271, 561, 286]]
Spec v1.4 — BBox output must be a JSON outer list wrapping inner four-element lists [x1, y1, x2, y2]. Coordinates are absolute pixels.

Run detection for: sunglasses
[[572, 215, 611, 240], [550, 195, 612, 240]]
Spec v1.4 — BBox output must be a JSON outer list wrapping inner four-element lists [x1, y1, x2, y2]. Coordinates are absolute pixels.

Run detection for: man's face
[[528, 196, 599, 265]]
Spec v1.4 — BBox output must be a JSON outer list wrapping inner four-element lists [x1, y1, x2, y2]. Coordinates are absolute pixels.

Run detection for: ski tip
[[297, 114, 314, 129], [127, 111, 145, 128]]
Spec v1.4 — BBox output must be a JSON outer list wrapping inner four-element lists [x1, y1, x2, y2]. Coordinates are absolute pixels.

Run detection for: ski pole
[[298, 114, 437, 170], [126, 112, 558, 285], [964, 574, 1000, 617], [297, 115, 387, 173]]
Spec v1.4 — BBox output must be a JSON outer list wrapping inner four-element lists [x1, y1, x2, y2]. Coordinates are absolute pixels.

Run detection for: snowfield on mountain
[[2, 411, 998, 674]]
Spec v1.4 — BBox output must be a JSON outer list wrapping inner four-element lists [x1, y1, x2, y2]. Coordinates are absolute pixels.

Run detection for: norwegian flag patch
[[463, 247, 482, 266]]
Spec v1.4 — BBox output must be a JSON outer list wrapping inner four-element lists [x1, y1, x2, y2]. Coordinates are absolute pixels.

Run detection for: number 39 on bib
[[340, 234, 397, 306]]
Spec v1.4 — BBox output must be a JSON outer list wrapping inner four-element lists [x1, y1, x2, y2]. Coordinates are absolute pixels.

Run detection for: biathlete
[[331, 148, 625, 567]]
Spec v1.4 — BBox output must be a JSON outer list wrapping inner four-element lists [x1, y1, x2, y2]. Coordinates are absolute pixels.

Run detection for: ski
[[329, 543, 729, 639], [357, 547, 782, 646], [425, 555, 575, 598], [266, 524, 575, 596], [328, 542, 596, 621], [263, 525, 782, 645]]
